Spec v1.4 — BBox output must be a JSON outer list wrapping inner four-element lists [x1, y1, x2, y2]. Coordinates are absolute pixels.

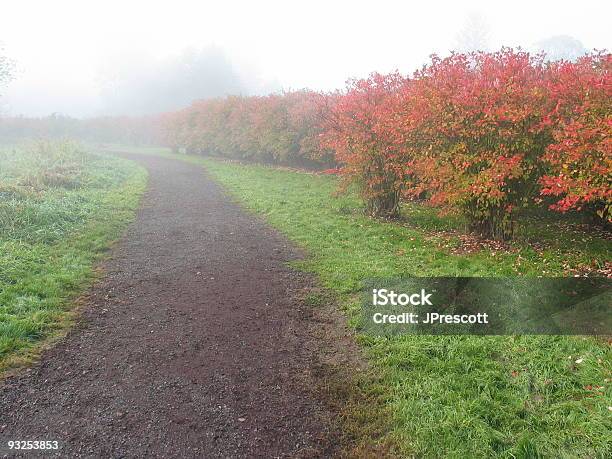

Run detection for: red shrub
[[399, 50, 555, 239], [320, 73, 410, 218], [540, 52, 612, 222]]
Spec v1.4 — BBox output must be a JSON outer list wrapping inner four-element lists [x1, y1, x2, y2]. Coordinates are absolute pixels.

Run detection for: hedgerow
[[158, 91, 334, 168], [151, 49, 609, 239], [2, 49, 608, 239]]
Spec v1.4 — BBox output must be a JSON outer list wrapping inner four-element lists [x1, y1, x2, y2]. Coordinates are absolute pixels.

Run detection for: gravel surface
[[0, 154, 341, 458]]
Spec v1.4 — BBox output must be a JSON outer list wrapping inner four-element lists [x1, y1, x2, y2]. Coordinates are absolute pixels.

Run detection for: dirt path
[[0, 154, 342, 458]]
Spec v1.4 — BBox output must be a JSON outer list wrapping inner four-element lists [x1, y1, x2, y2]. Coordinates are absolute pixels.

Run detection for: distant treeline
[[0, 114, 159, 146], [2, 49, 610, 239]]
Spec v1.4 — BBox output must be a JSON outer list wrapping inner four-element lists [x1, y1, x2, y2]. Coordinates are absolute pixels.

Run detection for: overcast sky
[[1, 0, 610, 117]]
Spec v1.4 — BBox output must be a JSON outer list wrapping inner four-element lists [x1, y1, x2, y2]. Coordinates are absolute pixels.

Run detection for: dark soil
[[0, 154, 351, 458]]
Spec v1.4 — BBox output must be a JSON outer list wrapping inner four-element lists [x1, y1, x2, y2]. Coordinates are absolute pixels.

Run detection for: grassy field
[[113, 147, 611, 458], [0, 142, 146, 373]]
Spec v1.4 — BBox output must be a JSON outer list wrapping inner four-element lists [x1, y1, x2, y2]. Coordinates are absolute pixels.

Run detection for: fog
[[96, 47, 255, 115], [1, 0, 610, 117]]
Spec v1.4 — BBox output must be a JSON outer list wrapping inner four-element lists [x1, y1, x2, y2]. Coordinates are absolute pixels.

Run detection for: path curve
[[0, 154, 339, 458]]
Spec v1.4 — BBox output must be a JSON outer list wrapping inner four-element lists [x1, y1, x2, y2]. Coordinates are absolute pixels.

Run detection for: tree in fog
[[536, 35, 587, 61], [98, 46, 245, 115], [455, 13, 491, 52], [0, 45, 15, 95]]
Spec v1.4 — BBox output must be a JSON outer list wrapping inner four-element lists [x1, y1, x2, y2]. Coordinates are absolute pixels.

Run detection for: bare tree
[[0, 45, 15, 94], [455, 13, 491, 53], [97, 46, 246, 116]]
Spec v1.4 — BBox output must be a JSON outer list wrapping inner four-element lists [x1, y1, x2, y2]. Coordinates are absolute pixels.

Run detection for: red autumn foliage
[[398, 49, 556, 238], [540, 52, 612, 222], [4, 48, 608, 239], [319, 72, 410, 217], [157, 91, 334, 168], [319, 49, 610, 237]]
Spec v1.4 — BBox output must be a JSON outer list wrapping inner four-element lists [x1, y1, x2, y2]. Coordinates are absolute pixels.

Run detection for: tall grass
[[0, 141, 146, 372]]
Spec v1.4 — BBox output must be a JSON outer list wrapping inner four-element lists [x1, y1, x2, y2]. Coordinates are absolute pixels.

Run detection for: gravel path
[[0, 154, 341, 458]]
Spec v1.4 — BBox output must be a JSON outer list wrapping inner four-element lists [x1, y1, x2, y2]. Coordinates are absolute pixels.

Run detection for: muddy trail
[[0, 154, 346, 458]]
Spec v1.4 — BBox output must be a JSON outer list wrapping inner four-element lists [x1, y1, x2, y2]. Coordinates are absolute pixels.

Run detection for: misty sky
[[1, 0, 610, 117]]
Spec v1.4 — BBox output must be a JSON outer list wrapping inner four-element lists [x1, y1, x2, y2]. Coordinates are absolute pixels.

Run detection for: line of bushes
[[2, 49, 608, 240], [158, 49, 610, 240], [158, 91, 335, 169], [324, 49, 611, 239]]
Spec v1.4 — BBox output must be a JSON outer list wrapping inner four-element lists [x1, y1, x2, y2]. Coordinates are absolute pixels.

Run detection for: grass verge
[[0, 142, 147, 374], [102, 146, 611, 458]]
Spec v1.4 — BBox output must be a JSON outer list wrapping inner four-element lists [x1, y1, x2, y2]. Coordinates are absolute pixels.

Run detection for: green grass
[[103, 146, 611, 458], [0, 141, 147, 372]]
